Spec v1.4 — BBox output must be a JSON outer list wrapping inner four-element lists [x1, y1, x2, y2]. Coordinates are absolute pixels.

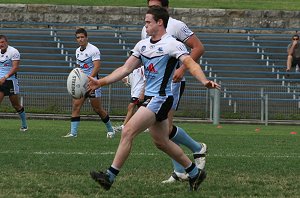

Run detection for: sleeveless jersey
[[76, 43, 101, 76], [131, 34, 189, 97], [0, 46, 20, 79]]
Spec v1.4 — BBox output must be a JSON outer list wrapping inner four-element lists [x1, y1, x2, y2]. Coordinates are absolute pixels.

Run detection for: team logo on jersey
[[181, 25, 192, 35], [176, 43, 187, 52], [141, 46, 146, 52], [12, 54, 20, 59], [157, 47, 164, 54], [147, 63, 157, 73]]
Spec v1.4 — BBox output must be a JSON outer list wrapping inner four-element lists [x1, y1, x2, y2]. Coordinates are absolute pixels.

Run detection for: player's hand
[[87, 76, 101, 93], [204, 80, 221, 90], [173, 66, 185, 82], [0, 77, 5, 85]]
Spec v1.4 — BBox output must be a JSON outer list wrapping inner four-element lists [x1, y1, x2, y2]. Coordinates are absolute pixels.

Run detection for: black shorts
[[292, 57, 300, 67], [0, 80, 18, 96], [130, 97, 143, 107], [142, 95, 173, 122]]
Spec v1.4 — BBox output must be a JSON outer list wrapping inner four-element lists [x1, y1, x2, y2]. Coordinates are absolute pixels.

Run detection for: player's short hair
[[0, 35, 8, 41], [292, 34, 299, 40], [147, 5, 169, 28], [75, 28, 87, 37], [147, 0, 169, 8]]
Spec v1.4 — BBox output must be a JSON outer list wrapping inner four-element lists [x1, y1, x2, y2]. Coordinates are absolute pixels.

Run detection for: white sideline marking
[[0, 151, 299, 158]]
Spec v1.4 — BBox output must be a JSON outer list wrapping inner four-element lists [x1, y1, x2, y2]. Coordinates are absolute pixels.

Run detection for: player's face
[[76, 33, 88, 47], [0, 38, 8, 51], [145, 14, 159, 37], [148, 0, 162, 7]]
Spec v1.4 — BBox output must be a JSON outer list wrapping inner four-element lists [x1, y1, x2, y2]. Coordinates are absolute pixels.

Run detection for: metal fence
[[1, 22, 300, 122]]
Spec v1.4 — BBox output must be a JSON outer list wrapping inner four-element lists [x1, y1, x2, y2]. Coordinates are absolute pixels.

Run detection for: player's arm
[[173, 35, 205, 82], [88, 56, 141, 90], [180, 55, 220, 89], [5, 59, 20, 79], [1, 59, 19, 85], [288, 41, 298, 55], [90, 59, 101, 78]]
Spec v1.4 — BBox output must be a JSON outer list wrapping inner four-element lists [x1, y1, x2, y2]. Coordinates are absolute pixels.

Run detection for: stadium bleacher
[[0, 22, 300, 121]]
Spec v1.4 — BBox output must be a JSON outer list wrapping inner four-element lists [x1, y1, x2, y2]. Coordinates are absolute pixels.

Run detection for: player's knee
[[153, 139, 168, 151], [121, 125, 135, 142], [13, 104, 22, 111]]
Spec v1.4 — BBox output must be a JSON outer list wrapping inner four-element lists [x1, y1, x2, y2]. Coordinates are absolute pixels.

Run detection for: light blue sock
[[101, 115, 114, 132], [172, 159, 186, 173], [18, 109, 27, 128], [71, 117, 80, 135], [105, 120, 114, 132], [171, 126, 202, 153], [107, 165, 119, 183], [185, 163, 198, 178], [106, 169, 116, 183]]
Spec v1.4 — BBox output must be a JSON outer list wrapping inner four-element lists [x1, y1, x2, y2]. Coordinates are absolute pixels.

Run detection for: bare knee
[[153, 139, 169, 151], [121, 125, 136, 143]]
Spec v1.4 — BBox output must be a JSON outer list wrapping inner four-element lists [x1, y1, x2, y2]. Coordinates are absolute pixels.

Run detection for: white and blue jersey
[[76, 43, 100, 76], [141, 17, 194, 42], [142, 17, 194, 81], [131, 34, 189, 97], [142, 17, 194, 110], [75, 43, 102, 97], [0, 46, 20, 79]]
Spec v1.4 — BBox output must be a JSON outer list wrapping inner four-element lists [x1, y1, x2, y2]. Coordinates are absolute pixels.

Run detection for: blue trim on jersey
[[142, 54, 178, 96]]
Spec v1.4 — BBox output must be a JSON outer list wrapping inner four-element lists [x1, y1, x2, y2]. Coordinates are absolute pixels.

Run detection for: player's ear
[[157, 18, 164, 26]]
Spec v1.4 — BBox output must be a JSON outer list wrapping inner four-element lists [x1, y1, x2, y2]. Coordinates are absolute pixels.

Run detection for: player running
[[142, 0, 207, 183], [89, 6, 220, 191]]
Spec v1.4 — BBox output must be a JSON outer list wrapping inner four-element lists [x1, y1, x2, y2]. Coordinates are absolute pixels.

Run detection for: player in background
[[0, 35, 28, 131], [63, 28, 114, 138], [89, 6, 220, 191], [142, 0, 207, 183], [114, 66, 146, 132]]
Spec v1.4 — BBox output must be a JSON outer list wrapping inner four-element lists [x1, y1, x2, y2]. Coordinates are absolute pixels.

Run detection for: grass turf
[[0, 119, 299, 197]]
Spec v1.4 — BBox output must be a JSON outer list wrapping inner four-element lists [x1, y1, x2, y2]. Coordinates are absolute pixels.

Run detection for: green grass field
[[0, 119, 299, 197]]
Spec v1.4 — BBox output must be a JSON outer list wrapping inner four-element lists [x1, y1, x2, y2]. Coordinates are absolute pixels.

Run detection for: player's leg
[[6, 79, 28, 131], [123, 97, 139, 126], [167, 82, 206, 176], [0, 91, 5, 104], [90, 105, 156, 190], [9, 94, 28, 131], [63, 97, 85, 137], [150, 116, 206, 191], [89, 87, 114, 138]]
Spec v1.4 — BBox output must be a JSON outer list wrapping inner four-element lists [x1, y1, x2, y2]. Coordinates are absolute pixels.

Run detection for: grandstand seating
[[1, 22, 300, 120]]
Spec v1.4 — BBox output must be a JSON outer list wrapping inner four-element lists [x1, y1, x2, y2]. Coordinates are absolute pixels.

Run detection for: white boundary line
[[0, 151, 299, 158]]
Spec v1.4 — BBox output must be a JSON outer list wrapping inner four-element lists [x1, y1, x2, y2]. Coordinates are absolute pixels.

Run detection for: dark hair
[[75, 28, 87, 37], [292, 34, 299, 39], [0, 35, 8, 41], [147, 0, 169, 7], [147, 5, 169, 28]]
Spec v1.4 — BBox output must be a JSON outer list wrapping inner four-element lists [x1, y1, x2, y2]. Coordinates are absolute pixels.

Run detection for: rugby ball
[[67, 68, 88, 99]]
